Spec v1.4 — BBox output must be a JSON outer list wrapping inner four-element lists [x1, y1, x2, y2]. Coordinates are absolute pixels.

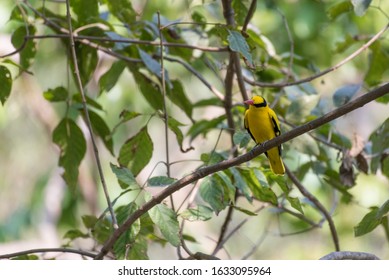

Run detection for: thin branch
[[285, 165, 340, 251], [94, 82, 389, 259], [0, 247, 98, 259], [242, 0, 257, 33], [64, 0, 117, 228], [320, 251, 380, 260], [245, 23, 389, 88]]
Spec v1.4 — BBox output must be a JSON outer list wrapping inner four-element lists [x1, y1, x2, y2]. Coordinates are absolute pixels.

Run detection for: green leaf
[[230, 167, 252, 202], [149, 204, 180, 247], [382, 156, 389, 179], [351, 0, 372, 16], [82, 215, 98, 229], [227, 30, 253, 65], [114, 203, 141, 259], [365, 42, 389, 86], [64, 229, 89, 240], [166, 116, 191, 153], [232, 0, 249, 26], [233, 130, 251, 148], [92, 217, 113, 244], [180, 205, 213, 221], [70, 0, 99, 24], [101, 0, 136, 23], [84, 110, 114, 154], [232, 206, 257, 216], [139, 49, 170, 83], [148, 176, 176, 187], [110, 163, 138, 189], [376, 200, 389, 219], [332, 84, 361, 107], [369, 118, 389, 174], [74, 44, 98, 85], [11, 255, 39, 260], [0, 65, 12, 105], [327, 1, 353, 20], [354, 207, 381, 237], [118, 126, 153, 176], [43, 86, 68, 102], [187, 115, 226, 142], [72, 93, 103, 111], [99, 60, 126, 94], [119, 110, 142, 122], [199, 176, 226, 213], [243, 169, 277, 204], [286, 197, 304, 214], [167, 80, 193, 120], [11, 25, 37, 70], [215, 171, 236, 203], [52, 118, 87, 190]]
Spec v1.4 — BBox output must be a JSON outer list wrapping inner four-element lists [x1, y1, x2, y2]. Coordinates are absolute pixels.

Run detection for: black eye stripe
[[254, 100, 267, 107]]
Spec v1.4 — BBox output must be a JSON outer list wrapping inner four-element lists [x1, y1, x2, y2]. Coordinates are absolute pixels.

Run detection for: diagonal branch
[[94, 82, 389, 259], [64, 0, 117, 228]]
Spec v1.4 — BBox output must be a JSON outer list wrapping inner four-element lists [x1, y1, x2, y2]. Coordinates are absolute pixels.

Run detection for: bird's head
[[244, 96, 268, 108]]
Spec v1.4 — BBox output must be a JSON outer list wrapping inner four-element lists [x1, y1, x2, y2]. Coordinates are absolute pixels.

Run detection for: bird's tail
[[267, 147, 285, 175]]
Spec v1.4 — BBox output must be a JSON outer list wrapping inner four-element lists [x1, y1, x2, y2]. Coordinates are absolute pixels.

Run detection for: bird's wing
[[268, 108, 282, 154]]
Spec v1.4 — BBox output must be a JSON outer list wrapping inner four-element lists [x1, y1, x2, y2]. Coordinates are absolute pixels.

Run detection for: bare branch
[[64, 0, 117, 228], [0, 247, 98, 260], [94, 82, 389, 259]]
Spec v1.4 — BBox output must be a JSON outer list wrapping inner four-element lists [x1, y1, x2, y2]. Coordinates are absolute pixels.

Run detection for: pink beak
[[244, 100, 254, 105]]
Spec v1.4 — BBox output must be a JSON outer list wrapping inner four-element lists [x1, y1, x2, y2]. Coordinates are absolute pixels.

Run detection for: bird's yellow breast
[[245, 107, 276, 144]]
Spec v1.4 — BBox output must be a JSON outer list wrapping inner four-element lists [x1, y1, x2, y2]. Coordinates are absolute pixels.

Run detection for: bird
[[244, 96, 285, 175]]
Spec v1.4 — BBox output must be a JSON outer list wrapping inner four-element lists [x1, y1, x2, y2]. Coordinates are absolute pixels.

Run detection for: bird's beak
[[244, 100, 254, 105]]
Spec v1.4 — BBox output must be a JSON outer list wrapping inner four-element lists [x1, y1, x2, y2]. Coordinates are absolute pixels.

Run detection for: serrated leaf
[[180, 205, 213, 221], [11, 25, 36, 70], [149, 204, 180, 247], [352, 0, 372, 16], [99, 60, 126, 94], [118, 126, 153, 176], [52, 118, 86, 190], [354, 207, 381, 237], [0, 65, 12, 105], [199, 176, 226, 213], [187, 115, 226, 142], [43, 86, 68, 102], [227, 30, 253, 65], [287, 197, 304, 214], [148, 176, 176, 187], [327, 1, 353, 20], [365, 42, 389, 86], [110, 163, 138, 189], [333, 84, 361, 107]]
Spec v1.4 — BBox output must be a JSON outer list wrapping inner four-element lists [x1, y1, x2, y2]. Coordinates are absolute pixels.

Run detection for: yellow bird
[[244, 96, 285, 175]]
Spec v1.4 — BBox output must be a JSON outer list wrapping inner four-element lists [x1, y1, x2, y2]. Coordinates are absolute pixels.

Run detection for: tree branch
[[94, 82, 389, 259], [65, 0, 117, 228], [0, 247, 98, 259]]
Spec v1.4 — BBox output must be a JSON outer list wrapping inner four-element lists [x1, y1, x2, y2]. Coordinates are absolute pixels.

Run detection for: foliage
[[0, 0, 389, 260]]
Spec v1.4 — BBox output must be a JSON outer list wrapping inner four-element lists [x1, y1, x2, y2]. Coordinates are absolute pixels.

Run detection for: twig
[[157, 12, 174, 211], [94, 82, 389, 259], [320, 251, 380, 260], [245, 23, 389, 88], [242, 0, 257, 33], [64, 0, 117, 228], [285, 165, 340, 251], [0, 247, 98, 259]]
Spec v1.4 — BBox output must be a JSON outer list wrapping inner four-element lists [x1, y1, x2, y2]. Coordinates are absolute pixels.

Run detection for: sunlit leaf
[[149, 203, 180, 247], [327, 1, 353, 20], [43, 86, 68, 102], [354, 207, 381, 237], [64, 229, 89, 240], [376, 199, 389, 219], [110, 163, 138, 189], [351, 0, 372, 16], [232, 206, 257, 216], [118, 126, 153, 176], [365, 42, 389, 86], [286, 197, 304, 214]]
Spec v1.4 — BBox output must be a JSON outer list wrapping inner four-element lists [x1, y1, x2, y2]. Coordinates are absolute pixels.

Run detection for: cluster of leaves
[[1, 0, 389, 259]]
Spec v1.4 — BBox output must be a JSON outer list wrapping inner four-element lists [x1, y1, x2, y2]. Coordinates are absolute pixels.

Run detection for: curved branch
[[245, 23, 389, 88], [0, 247, 98, 259], [94, 82, 389, 259], [320, 251, 380, 260]]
